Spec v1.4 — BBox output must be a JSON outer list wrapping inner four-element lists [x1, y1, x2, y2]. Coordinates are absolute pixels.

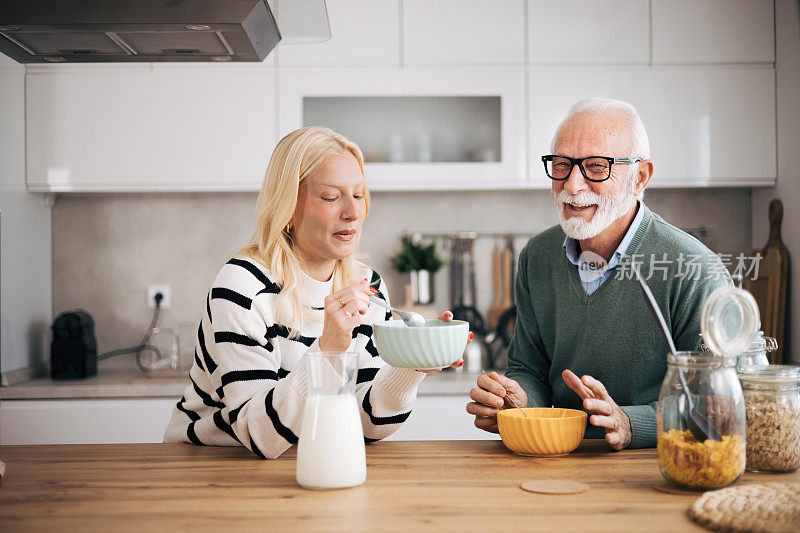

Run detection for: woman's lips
[[333, 230, 356, 242]]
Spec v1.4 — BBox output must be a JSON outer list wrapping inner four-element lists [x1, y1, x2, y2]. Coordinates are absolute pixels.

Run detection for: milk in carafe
[[296, 351, 366, 490], [296, 394, 366, 490]]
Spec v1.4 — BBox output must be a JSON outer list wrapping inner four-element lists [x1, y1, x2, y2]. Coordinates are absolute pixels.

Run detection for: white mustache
[[555, 190, 604, 206]]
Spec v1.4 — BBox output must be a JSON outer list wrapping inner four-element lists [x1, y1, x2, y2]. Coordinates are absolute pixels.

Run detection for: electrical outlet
[[147, 284, 172, 310]]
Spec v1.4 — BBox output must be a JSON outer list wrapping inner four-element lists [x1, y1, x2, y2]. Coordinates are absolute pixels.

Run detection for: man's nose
[[563, 163, 589, 195]]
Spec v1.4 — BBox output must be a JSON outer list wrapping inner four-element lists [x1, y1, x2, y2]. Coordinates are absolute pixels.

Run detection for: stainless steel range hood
[[0, 1, 326, 63]]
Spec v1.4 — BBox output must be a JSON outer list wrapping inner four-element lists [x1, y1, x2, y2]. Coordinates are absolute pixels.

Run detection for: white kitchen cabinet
[[652, 0, 775, 63], [276, 0, 400, 66], [528, 0, 650, 64], [0, 396, 494, 444], [529, 65, 776, 188], [403, 0, 525, 65], [19, 1, 781, 194], [25, 63, 276, 192], [279, 67, 527, 190], [383, 395, 500, 441], [0, 398, 177, 445]]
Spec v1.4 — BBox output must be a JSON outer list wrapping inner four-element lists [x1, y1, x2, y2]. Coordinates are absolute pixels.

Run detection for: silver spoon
[[632, 264, 721, 442], [482, 369, 527, 417], [368, 295, 426, 327]]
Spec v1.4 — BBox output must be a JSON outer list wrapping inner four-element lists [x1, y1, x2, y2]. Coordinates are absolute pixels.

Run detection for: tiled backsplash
[[53, 189, 751, 360]]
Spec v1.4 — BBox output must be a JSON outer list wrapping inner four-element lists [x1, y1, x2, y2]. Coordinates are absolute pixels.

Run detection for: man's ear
[[635, 160, 654, 195]]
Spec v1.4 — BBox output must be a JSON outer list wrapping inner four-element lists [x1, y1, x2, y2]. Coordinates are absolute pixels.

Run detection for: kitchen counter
[[2, 439, 794, 532], [0, 368, 481, 400]]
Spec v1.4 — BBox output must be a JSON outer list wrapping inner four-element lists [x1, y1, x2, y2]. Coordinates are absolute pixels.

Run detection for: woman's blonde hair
[[241, 126, 370, 334]]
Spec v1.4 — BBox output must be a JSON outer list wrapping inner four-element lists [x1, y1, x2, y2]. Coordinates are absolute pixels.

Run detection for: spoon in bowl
[[632, 264, 721, 442], [368, 295, 426, 327], [504, 395, 528, 417], [482, 370, 527, 417]]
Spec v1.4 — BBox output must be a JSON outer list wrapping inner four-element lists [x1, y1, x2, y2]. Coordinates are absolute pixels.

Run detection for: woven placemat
[[689, 482, 800, 533]]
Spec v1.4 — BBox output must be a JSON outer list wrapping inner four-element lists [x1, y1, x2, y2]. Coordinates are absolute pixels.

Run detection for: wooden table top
[[1, 439, 796, 532]]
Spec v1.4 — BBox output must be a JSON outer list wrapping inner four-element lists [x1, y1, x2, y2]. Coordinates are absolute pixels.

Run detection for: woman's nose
[[341, 197, 361, 220]]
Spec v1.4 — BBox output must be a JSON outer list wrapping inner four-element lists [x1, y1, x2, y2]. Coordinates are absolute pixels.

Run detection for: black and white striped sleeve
[[353, 270, 426, 442], [204, 260, 313, 459]]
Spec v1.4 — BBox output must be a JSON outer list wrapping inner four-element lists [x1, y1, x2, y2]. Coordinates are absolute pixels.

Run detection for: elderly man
[[468, 98, 731, 449]]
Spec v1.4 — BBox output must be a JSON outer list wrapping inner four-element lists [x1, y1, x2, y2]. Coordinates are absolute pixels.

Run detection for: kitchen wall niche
[[279, 67, 527, 191], [303, 96, 501, 164]]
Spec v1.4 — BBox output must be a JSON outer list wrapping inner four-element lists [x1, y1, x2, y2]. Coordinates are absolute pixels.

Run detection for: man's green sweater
[[506, 205, 731, 448]]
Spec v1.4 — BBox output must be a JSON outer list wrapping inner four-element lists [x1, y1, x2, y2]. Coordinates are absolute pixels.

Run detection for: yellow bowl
[[497, 407, 588, 457]]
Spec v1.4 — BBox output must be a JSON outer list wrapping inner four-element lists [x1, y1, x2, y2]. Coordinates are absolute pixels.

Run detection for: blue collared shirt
[[563, 202, 645, 295]]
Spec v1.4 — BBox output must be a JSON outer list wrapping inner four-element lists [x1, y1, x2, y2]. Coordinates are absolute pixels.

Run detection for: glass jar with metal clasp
[[738, 365, 800, 473], [657, 352, 746, 490], [657, 285, 758, 490], [701, 330, 778, 371]]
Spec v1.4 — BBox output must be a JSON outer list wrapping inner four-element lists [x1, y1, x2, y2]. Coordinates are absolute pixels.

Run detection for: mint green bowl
[[372, 319, 469, 370]]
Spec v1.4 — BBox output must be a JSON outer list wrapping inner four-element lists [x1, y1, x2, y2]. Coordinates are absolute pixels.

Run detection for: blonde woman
[[164, 127, 463, 459]]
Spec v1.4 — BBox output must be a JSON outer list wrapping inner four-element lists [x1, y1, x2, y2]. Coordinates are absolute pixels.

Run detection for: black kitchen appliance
[[50, 309, 97, 379], [0, 0, 282, 64]]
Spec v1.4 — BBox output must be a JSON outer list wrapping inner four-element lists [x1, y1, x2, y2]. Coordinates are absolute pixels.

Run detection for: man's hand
[[562, 369, 631, 450], [466, 372, 527, 434]]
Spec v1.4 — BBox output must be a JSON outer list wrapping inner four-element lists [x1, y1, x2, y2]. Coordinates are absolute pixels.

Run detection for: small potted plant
[[390, 235, 445, 305]]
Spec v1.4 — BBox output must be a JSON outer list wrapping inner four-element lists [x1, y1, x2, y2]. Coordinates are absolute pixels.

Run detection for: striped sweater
[[163, 255, 425, 459]]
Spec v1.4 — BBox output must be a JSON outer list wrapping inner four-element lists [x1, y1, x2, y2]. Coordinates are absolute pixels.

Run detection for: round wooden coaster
[[689, 482, 800, 533], [520, 480, 590, 495]]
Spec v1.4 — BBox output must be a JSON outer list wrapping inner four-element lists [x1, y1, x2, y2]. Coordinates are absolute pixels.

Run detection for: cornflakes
[[658, 429, 745, 489]]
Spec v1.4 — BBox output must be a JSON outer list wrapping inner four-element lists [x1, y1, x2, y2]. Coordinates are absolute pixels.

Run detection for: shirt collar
[[562, 200, 644, 272]]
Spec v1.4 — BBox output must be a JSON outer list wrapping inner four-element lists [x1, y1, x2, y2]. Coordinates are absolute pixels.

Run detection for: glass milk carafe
[[296, 351, 366, 490]]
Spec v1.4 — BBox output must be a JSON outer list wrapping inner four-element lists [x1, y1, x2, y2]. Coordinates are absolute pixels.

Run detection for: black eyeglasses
[[542, 155, 643, 182]]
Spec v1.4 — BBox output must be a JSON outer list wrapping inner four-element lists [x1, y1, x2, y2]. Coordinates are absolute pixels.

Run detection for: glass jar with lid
[[701, 330, 778, 371], [737, 331, 778, 370], [738, 365, 800, 473], [657, 352, 746, 490], [700, 285, 761, 358]]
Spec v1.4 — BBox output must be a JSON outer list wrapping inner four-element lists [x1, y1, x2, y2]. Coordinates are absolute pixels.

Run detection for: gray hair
[[550, 98, 651, 159]]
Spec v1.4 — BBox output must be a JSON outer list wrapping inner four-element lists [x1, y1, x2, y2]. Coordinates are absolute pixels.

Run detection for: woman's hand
[[414, 310, 470, 373], [319, 280, 375, 352]]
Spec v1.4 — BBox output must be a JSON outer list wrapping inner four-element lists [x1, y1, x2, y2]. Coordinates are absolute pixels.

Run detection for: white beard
[[552, 171, 638, 240]]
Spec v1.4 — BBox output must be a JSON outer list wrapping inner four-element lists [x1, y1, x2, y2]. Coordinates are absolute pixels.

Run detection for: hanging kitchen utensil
[[499, 236, 515, 338], [449, 237, 462, 310], [505, 236, 515, 296], [451, 235, 485, 335], [468, 237, 479, 309], [745, 199, 788, 364], [487, 240, 504, 330], [482, 304, 516, 370]]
